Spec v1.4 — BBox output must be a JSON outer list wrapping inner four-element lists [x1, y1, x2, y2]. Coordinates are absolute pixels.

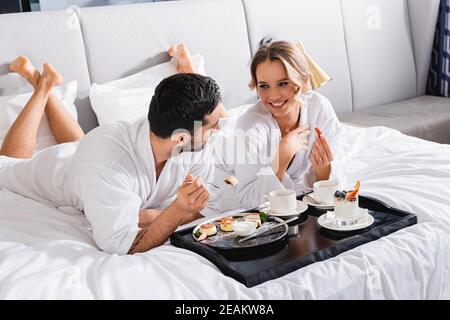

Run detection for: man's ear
[[171, 131, 190, 145]]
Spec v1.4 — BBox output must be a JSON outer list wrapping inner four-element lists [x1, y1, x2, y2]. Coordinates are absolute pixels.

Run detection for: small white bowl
[[232, 220, 257, 237]]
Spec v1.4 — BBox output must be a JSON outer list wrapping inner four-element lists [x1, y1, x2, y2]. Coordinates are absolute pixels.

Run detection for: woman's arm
[[280, 93, 344, 194], [272, 125, 311, 181], [310, 130, 334, 181], [128, 175, 209, 254]]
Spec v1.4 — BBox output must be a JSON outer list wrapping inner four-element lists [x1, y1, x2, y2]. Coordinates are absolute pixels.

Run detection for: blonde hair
[[249, 41, 312, 103]]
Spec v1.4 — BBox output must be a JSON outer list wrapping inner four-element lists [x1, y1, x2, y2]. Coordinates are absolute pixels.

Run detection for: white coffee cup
[[313, 180, 340, 204], [263, 189, 297, 214]]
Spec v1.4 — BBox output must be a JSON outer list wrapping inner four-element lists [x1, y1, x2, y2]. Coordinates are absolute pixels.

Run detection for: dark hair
[[148, 73, 222, 138]]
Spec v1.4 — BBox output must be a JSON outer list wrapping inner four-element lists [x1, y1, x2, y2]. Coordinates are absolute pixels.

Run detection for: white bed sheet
[[1, 124, 450, 299]]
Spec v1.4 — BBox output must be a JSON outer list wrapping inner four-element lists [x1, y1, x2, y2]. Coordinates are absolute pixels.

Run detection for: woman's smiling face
[[255, 59, 300, 118]]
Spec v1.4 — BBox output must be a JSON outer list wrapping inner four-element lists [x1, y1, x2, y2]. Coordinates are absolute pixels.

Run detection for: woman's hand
[[273, 125, 311, 181], [279, 124, 311, 159], [310, 129, 334, 181]]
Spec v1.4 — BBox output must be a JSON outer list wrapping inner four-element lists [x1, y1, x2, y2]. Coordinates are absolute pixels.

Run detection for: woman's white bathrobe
[[0, 117, 215, 255], [209, 91, 344, 213]]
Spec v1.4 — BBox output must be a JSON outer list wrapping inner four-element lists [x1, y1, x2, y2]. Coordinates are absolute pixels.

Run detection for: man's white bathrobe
[[0, 117, 215, 255], [210, 91, 344, 213]]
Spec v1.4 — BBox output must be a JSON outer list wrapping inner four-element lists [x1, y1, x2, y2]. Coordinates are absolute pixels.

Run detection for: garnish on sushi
[[193, 229, 207, 241], [259, 210, 269, 223]]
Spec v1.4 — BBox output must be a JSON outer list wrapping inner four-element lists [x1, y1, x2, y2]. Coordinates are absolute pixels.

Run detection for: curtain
[[427, 0, 450, 96]]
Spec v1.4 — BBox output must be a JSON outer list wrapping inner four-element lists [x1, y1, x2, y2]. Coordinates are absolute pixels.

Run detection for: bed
[[1, 124, 449, 299], [1, 0, 449, 300]]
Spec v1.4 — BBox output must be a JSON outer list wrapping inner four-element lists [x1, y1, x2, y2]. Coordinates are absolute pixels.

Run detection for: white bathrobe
[[0, 117, 215, 255], [209, 91, 344, 213]]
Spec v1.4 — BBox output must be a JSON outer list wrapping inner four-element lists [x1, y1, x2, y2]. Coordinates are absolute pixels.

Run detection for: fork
[[203, 181, 229, 191]]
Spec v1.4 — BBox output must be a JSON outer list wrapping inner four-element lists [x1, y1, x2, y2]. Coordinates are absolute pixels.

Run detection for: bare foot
[[9, 56, 41, 86], [168, 44, 197, 73], [168, 44, 179, 58], [38, 63, 63, 92]]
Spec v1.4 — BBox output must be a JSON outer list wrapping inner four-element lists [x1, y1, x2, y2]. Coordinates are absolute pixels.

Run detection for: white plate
[[317, 208, 374, 231], [260, 200, 308, 217], [302, 192, 334, 209]]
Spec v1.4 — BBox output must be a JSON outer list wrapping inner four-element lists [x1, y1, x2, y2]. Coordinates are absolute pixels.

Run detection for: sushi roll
[[244, 213, 261, 228], [219, 217, 234, 232], [200, 223, 217, 236]]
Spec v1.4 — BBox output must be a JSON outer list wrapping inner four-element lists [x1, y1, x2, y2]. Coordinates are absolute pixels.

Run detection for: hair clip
[[259, 37, 273, 47], [247, 37, 274, 66]]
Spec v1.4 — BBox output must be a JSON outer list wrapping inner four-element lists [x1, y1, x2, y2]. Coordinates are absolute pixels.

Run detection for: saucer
[[302, 192, 334, 209], [260, 200, 308, 217], [317, 208, 374, 231]]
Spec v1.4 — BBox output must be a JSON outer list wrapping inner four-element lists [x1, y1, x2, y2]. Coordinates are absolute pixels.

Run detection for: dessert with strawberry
[[333, 180, 360, 221]]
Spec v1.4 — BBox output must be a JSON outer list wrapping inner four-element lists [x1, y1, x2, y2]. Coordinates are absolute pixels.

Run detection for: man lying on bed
[[0, 56, 223, 255]]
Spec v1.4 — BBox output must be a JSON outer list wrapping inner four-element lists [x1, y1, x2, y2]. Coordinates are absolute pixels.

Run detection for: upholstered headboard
[[0, 9, 94, 130], [78, 0, 255, 111], [0, 0, 440, 132]]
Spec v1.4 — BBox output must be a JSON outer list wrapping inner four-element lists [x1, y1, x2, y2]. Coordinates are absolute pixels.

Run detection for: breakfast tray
[[170, 195, 417, 287]]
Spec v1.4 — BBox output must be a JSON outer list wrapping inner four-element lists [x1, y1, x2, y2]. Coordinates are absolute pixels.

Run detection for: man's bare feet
[[38, 63, 63, 92], [9, 56, 41, 87], [168, 44, 197, 73], [167, 45, 179, 59]]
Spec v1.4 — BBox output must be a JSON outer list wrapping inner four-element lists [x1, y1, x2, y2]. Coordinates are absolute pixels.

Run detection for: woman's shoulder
[[303, 91, 338, 120], [303, 91, 333, 109]]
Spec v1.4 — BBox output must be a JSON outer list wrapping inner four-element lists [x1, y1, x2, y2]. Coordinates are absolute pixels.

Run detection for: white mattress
[[1, 124, 450, 299]]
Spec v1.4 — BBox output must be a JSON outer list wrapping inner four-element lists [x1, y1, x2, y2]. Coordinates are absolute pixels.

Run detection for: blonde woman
[[170, 41, 342, 211]]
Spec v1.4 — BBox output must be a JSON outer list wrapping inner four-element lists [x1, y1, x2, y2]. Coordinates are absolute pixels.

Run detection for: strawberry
[[346, 180, 360, 199]]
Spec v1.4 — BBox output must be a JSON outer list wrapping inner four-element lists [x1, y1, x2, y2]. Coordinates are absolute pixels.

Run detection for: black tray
[[170, 195, 417, 288]]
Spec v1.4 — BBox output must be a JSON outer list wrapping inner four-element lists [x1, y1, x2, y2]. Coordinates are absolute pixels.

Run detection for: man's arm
[[138, 208, 162, 228], [128, 203, 183, 254], [128, 174, 209, 254]]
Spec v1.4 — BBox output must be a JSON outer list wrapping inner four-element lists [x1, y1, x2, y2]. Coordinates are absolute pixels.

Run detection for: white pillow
[[0, 81, 78, 151], [89, 54, 207, 125]]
